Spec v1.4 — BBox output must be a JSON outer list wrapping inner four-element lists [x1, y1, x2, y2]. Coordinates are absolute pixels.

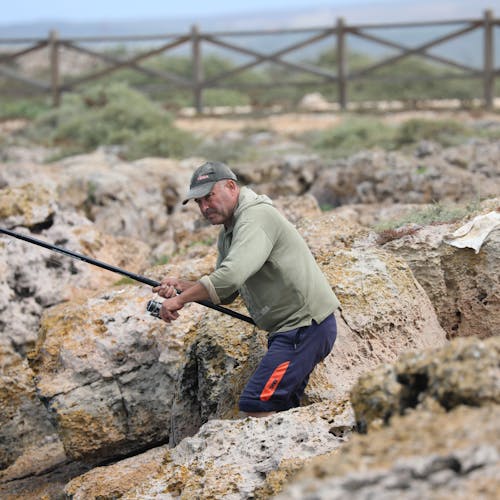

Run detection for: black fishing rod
[[0, 227, 255, 325]]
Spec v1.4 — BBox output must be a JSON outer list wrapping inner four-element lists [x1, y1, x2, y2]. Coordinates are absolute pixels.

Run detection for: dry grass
[[376, 226, 420, 245]]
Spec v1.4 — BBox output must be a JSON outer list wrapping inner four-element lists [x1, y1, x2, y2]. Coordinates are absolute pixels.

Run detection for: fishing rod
[[0, 227, 256, 325]]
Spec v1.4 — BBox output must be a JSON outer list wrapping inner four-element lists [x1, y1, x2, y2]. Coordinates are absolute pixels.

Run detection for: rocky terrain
[[0, 111, 499, 498]]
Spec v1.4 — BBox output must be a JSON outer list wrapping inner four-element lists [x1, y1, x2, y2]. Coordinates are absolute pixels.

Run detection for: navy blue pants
[[239, 313, 337, 413]]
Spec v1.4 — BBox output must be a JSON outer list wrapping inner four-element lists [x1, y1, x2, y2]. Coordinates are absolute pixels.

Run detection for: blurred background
[[1, 0, 499, 161]]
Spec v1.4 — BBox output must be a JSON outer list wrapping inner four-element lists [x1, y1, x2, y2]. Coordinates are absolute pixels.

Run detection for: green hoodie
[[199, 187, 340, 333]]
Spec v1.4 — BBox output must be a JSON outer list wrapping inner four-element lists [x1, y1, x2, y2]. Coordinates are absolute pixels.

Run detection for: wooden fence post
[[483, 10, 495, 110], [49, 30, 60, 106], [336, 17, 347, 110], [191, 25, 203, 114]]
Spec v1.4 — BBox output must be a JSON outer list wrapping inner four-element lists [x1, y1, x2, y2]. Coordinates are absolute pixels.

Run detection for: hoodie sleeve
[[203, 215, 274, 303]]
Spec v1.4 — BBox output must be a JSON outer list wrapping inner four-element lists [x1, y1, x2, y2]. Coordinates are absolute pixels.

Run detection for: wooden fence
[[0, 9, 498, 112]]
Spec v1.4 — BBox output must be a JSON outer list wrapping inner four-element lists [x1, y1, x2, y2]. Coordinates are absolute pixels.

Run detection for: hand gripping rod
[[0, 227, 255, 325]]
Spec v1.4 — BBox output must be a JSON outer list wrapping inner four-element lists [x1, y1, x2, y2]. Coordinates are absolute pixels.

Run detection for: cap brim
[[182, 181, 216, 205]]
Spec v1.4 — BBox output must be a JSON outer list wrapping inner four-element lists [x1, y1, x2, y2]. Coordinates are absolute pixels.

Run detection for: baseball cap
[[182, 161, 238, 205]]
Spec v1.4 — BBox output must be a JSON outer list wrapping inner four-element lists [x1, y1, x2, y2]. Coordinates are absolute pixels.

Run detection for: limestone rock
[[0, 136, 497, 498], [168, 305, 266, 445], [64, 401, 354, 499], [28, 285, 204, 463], [278, 336, 500, 500], [295, 211, 373, 253], [329, 202, 432, 228], [161, 204, 219, 259], [310, 145, 500, 207], [382, 201, 500, 338], [50, 153, 196, 245], [293, 213, 447, 404], [0, 162, 54, 188], [0, 460, 90, 500], [0, 183, 56, 229], [0, 212, 150, 354], [272, 193, 322, 224], [350, 336, 500, 432], [0, 343, 61, 471], [444, 139, 500, 179], [235, 154, 325, 198], [277, 404, 500, 500], [298, 92, 334, 112]]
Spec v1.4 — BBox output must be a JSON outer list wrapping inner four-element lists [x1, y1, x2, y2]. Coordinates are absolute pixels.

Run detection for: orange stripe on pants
[[260, 361, 290, 401]]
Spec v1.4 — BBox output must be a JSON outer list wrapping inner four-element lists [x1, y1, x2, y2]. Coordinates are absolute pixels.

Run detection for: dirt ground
[[2, 109, 500, 141], [174, 109, 500, 139], [0, 119, 29, 136]]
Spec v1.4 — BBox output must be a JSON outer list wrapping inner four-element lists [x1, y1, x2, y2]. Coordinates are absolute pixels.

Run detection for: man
[[153, 161, 340, 417]]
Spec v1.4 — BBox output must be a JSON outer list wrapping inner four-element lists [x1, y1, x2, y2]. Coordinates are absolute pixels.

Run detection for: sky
[[2, 0, 405, 23]]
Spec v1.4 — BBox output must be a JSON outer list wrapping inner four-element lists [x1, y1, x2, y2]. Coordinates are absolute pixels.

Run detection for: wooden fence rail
[[0, 9, 498, 112]]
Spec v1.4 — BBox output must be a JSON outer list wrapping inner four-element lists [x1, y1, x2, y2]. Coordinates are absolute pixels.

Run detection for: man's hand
[[151, 279, 211, 323], [153, 277, 194, 298], [159, 296, 185, 323]]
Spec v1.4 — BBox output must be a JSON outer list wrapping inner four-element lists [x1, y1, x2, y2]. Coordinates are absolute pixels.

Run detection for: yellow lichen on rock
[[0, 183, 55, 225]]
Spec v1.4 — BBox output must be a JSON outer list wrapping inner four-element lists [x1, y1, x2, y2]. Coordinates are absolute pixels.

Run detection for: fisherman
[[153, 161, 340, 417]]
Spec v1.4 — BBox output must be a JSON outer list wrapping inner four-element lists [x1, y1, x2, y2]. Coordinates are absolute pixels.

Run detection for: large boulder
[[294, 212, 448, 403], [234, 154, 325, 198], [0, 183, 56, 229], [310, 143, 500, 208], [62, 338, 500, 500], [279, 404, 499, 499], [0, 343, 61, 471], [26, 256, 215, 463], [272, 192, 322, 224], [350, 336, 500, 432], [277, 336, 500, 499], [381, 201, 500, 338], [168, 304, 266, 445], [64, 400, 354, 499], [28, 286, 185, 463], [1, 152, 202, 248], [49, 153, 197, 245], [0, 209, 150, 354]]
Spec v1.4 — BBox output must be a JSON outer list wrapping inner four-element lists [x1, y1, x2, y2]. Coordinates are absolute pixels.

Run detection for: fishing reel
[[146, 299, 162, 318]]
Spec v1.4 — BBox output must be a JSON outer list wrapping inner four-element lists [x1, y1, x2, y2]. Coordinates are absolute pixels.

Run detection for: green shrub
[[348, 56, 480, 102], [308, 115, 490, 160], [153, 255, 170, 266], [25, 82, 196, 159], [202, 89, 250, 107], [193, 133, 261, 164], [96, 52, 264, 108], [308, 116, 396, 158], [0, 98, 51, 120], [113, 277, 136, 286], [395, 118, 469, 147], [374, 201, 480, 232], [126, 124, 197, 160]]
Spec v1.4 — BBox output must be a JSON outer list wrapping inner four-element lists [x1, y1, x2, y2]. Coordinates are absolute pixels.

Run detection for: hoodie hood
[[233, 186, 273, 220]]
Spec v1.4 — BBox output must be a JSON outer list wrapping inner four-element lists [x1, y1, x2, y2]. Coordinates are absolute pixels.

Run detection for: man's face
[[195, 180, 239, 226]]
